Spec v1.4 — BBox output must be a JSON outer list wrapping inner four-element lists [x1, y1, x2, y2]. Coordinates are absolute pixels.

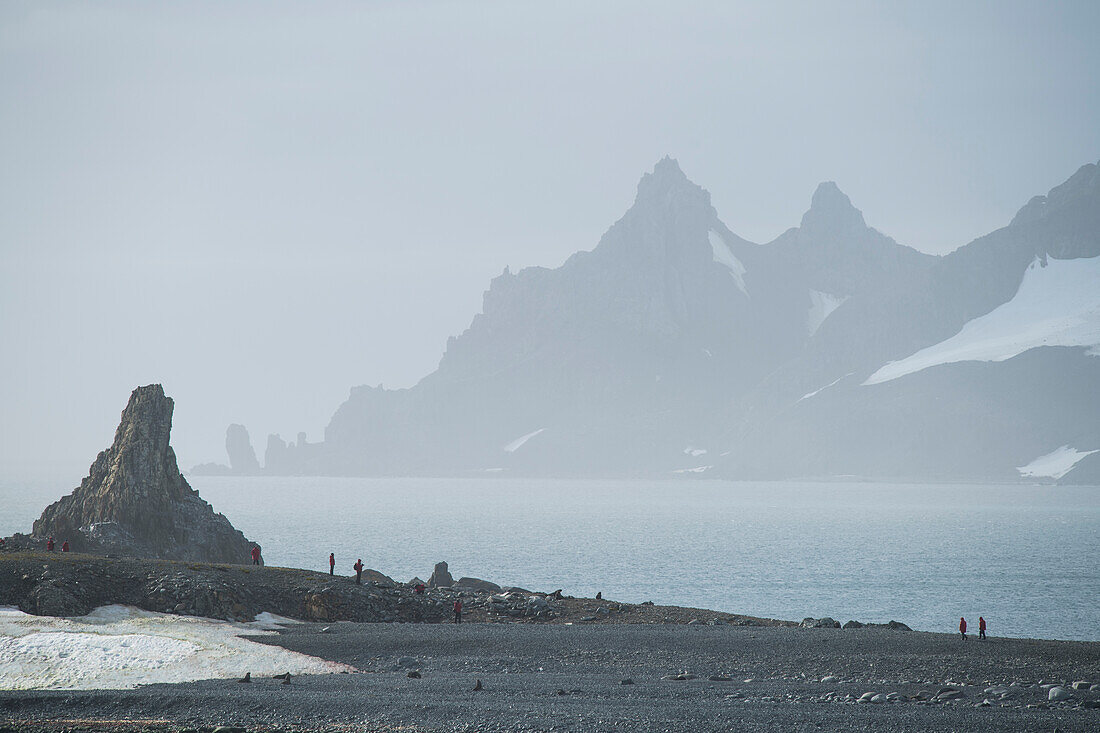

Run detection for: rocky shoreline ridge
[[3, 553, 1099, 732], [0, 550, 902, 630]]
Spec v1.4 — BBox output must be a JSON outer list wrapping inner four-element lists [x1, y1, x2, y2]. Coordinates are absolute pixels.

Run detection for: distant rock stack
[[225, 423, 260, 474], [32, 384, 257, 564]]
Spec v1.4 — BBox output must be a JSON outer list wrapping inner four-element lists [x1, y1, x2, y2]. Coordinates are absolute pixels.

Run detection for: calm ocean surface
[[3, 477, 1098, 641]]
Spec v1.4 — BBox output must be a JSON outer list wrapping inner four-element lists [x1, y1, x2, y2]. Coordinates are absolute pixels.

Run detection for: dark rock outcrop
[[225, 424, 260, 474], [428, 561, 454, 588], [455, 577, 502, 593], [31, 384, 256, 564]]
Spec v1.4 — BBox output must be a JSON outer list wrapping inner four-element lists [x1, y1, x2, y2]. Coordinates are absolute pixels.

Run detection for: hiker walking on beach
[[959, 616, 967, 639], [61, 541, 69, 552], [453, 599, 463, 623], [46, 537, 55, 551], [978, 616, 986, 640], [354, 559, 364, 585], [329, 553, 335, 576], [251, 546, 261, 565]]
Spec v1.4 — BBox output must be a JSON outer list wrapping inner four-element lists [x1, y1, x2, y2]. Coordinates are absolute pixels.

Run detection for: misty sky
[[2, 0, 1099, 482]]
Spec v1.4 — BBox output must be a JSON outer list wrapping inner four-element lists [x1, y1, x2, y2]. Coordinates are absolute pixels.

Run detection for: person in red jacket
[[354, 559, 364, 585], [453, 599, 462, 624], [61, 541, 69, 552], [46, 537, 55, 551], [251, 546, 261, 565], [329, 553, 335, 576], [978, 616, 987, 640], [959, 617, 967, 639]]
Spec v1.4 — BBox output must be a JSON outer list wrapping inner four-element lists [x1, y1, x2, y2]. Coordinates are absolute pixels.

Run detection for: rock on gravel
[[1049, 686, 1074, 701]]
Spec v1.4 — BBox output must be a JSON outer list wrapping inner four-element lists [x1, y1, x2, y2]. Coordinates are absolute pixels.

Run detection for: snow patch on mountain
[[708, 230, 748, 296], [672, 465, 712, 474], [1016, 446, 1099, 480], [504, 428, 545, 453], [865, 255, 1100, 385], [683, 446, 707, 457], [798, 372, 855, 403], [807, 290, 848, 336], [0, 605, 350, 690]]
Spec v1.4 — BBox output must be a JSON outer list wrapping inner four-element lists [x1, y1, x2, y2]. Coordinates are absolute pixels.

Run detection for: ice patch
[[683, 446, 707, 457], [503, 428, 544, 453], [798, 372, 855, 403], [807, 290, 848, 336], [1016, 445, 1099, 480], [708, 230, 748, 296], [672, 466, 712, 474], [250, 612, 302, 630], [865, 256, 1100, 385], [0, 604, 352, 690]]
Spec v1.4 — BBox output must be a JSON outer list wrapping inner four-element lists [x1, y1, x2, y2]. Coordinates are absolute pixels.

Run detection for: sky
[[2, 0, 1099, 483]]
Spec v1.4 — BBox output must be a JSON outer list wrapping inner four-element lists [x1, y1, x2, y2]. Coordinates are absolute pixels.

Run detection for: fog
[[2, 0, 1099, 481]]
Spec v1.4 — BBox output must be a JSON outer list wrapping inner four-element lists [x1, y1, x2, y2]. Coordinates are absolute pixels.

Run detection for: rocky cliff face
[[260, 158, 1100, 482], [32, 385, 257, 564]]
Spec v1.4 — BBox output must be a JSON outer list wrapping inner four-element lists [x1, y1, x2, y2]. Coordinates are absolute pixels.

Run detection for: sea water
[[2, 478, 1097, 641]]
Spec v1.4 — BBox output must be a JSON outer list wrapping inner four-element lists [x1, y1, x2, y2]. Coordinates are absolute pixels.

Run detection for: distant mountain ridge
[[215, 158, 1100, 483]]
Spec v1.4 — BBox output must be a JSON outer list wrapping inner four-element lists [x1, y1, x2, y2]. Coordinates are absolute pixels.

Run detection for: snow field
[[0, 605, 352, 690], [1016, 445, 1099, 480], [708, 230, 749, 296], [865, 255, 1100, 385]]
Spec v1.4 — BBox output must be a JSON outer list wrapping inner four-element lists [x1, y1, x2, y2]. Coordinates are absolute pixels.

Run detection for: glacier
[[865, 255, 1100, 385]]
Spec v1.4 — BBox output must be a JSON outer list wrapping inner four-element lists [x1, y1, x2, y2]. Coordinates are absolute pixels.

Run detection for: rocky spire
[[799, 182, 866, 234], [226, 423, 260, 474], [32, 384, 256, 564]]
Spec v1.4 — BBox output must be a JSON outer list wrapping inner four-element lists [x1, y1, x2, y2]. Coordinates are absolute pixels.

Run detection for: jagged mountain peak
[[1010, 159, 1100, 227], [633, 156, 712, 211], [800, 181, 866, 234]]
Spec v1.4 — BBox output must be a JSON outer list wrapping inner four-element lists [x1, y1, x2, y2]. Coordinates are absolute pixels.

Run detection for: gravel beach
[[4, 621, 1099, 732]]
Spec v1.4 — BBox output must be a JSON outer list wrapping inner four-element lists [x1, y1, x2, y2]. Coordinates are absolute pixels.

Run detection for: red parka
[[959, 617, 967, 633]]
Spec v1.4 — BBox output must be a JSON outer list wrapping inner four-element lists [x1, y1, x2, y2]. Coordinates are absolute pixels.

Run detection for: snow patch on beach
[[683, 446, 707, 457], [1016, 446, 1099, 480], [0, 605, 351, 690], [865, 256, 1100, 385], [708, 230, 748, 296], [504, 428, 545, 453]]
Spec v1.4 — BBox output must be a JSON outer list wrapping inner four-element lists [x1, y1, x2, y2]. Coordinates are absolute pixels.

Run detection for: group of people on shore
[[960, 616, 987, 639], [326, 552, 463, 622], [44, 536, 69, 553]]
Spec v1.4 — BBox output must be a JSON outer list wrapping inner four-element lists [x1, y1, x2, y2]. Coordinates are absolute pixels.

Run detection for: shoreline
[[3, 622, 1099, 732], [2, 552, 1099, 731]]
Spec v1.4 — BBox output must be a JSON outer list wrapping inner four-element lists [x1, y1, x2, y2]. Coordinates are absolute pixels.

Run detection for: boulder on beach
[[455, 577, 502, 593], [428, 561, 454, 587], [801, 617, 841, 628]]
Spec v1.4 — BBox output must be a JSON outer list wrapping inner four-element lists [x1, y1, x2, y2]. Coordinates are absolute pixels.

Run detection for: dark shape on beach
[[31, 385, 256, 564], [407, 670, 422, 679], [473, 679, 483, 691], [238, 672, 251, 683]]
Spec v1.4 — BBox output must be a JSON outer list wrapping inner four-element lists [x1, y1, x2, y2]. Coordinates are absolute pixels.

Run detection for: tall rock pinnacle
[[32, 384, 257, 564], [799, 181, 866, 234]]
